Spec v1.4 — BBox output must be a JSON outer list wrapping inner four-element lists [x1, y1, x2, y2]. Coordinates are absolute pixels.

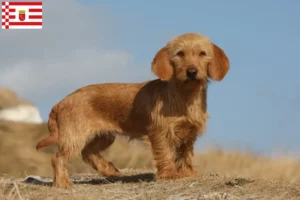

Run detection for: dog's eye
[[199, 51, 206, 56], [177, 51, 184, 57]]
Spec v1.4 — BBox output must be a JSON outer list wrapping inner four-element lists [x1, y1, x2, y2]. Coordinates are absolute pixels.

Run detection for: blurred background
[[1, 0, 300, 178]]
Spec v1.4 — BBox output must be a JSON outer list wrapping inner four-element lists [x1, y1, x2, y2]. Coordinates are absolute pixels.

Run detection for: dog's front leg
[[148, 129, 184, 180], [175, 132, 199, 177]]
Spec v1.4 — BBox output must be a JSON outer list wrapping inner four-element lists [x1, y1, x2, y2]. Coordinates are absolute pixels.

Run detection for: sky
[[1, 0, 300, 157]]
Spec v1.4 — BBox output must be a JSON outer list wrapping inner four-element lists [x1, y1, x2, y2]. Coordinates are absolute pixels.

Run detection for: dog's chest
[[169, 115, 205, 145], [188, 111, 207, 131], [170, 109, 208, 139]]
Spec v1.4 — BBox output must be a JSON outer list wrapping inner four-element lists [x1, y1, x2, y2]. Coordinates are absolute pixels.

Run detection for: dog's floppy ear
[[208, 44, 230, 81], [151, 47, 174, 81]]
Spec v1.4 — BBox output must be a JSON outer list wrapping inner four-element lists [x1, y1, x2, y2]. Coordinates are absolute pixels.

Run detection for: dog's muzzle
[[186, 67, 198, 80]]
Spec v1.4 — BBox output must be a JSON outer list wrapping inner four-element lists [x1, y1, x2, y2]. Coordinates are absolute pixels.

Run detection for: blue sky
[[1, 0, 300, 156]]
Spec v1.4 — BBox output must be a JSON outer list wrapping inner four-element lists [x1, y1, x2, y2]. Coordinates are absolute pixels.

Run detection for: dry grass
[[1, 120, 300, 199], [194, 149, 300, 183], [1, 169, 300, 200]]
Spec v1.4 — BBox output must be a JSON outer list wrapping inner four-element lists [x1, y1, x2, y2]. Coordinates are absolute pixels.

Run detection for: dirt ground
[[1, 169, 300, 200], [1, 120, 300, 199]]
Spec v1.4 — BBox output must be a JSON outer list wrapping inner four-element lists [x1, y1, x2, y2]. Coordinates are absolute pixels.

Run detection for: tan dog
[[36, 32, 230, 188]]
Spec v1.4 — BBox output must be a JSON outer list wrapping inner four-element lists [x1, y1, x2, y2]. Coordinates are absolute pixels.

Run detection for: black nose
[[186, 67, 198, 79]]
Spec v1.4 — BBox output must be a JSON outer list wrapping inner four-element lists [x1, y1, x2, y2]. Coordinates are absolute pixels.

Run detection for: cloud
[[0, 0, 153, 103], [0, 49, 136, 99]]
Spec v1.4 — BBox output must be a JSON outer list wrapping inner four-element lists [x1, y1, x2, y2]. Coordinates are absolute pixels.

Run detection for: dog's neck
[[168, 79, 208, 112]]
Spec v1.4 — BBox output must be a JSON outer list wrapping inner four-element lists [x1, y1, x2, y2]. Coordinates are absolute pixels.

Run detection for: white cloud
[[0, 49, 136, 99], [0, 0, 153, 104]]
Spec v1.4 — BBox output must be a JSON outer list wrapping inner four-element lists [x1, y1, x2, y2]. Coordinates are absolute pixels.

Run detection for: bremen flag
[[1, 1, 42, 29]]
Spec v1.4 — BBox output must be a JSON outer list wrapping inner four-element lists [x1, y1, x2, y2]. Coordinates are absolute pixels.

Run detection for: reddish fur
[[36, 32, 230, 188], [151, 47, 174, 81], [36, 105, 59, 151], [208, 44, 230, 81]]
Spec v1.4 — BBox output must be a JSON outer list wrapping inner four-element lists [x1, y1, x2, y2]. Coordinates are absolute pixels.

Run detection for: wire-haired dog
[[36, 32, 230, 188]]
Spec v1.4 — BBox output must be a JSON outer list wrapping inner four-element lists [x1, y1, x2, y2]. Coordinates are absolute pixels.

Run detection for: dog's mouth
[[184, 78, 201, 84], [187, 76, 198, 81], [185, 75, 201, 81]]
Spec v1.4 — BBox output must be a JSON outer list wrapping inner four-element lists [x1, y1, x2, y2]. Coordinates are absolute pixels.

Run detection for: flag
[[1, 1, 42, 29]]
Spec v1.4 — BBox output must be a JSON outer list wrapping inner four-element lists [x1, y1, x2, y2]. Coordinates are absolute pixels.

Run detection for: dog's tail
[[36, 104, 59, 151]]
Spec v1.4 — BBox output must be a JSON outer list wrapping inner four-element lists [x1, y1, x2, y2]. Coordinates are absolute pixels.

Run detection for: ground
[[1, 169, 300, 200]]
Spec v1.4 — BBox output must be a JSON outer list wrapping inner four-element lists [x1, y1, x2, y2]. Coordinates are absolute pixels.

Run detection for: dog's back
[[36, 80, 165, 151]]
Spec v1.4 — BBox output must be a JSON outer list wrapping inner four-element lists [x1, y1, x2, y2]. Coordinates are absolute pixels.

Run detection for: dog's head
[[151, 33, 230, 82]]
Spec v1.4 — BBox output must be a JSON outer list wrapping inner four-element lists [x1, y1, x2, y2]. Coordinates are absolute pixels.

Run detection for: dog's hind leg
[[81, 133, 120, 177], [51, 128, 89, 188], [51, 150, 73, 188]]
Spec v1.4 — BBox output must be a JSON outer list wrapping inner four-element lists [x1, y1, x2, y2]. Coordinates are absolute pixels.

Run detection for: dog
[[36, 32, 230, 188]]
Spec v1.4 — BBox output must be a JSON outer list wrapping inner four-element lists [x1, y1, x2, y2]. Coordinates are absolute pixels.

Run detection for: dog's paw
[[102, 170, 121, 177], [179, 169, 200, 178], [156, 171, 185, 180], [53, 179, 73, 188]]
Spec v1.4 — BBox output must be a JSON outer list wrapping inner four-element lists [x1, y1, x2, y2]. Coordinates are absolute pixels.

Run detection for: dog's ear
[[151, 47, 174, 81], [208, 44, 230, 81]]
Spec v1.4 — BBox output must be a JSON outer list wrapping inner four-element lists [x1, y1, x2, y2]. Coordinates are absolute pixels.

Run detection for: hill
[[0, 88, 42, 124]]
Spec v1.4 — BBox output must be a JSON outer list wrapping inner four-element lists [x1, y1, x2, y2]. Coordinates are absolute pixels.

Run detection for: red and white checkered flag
[[1, 1, 42, 29]]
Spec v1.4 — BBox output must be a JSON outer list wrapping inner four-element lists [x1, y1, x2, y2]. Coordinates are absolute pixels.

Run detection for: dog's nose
[[186, 67, 198, 79]]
